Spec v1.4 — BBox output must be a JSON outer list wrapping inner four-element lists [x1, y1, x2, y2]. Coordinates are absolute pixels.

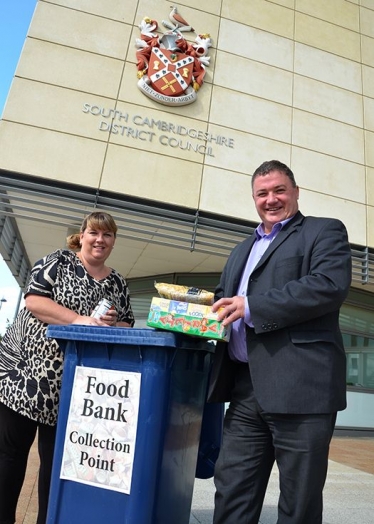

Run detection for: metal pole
[[13, 288, 23, 320]]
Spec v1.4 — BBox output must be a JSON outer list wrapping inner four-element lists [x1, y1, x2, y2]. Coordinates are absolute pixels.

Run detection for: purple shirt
[[228, 218, 293, 363]]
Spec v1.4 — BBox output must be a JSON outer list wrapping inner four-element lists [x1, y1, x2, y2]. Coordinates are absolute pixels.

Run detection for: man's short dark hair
[[252, 160, 297, 189]]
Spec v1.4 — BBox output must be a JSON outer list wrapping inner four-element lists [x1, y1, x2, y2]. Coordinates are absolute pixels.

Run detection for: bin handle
[[136, 346, 178, 368], [168, 348, 178, 369]]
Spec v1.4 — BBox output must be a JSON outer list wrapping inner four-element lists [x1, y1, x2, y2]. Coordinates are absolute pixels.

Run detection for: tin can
[[91, 298, 114, 318]]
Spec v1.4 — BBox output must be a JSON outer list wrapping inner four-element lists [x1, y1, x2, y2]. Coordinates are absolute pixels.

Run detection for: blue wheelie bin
[[45, 325, 216, 524]]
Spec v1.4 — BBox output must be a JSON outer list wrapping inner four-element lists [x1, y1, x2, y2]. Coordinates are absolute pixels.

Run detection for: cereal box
[[147, 297, 230, 342]]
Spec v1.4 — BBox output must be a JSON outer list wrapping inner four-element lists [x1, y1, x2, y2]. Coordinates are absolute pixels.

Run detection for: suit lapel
[[252, 212, 304, 271]]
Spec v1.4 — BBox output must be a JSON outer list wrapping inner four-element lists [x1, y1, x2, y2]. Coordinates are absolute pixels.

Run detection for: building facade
[[0, 0, 374, 429]]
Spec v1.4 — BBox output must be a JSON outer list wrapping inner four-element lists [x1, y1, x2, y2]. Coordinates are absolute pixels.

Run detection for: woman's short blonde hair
[[66, 211, 118, 250]]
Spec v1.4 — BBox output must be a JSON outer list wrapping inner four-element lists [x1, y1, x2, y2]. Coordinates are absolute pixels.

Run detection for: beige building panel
[[294, 43, 362, 93], [218, 19, 294, 71], [292, 110, 365, 164], [118, 63, 213, 123], [0, 122, 106, 185], [272, 0, 294, 8], [363, 66, 374, 98], [367, 206, 374, 248], [295, 0, 359, 31], [364, 97, 374, 132], [108, 101, 209, 164], [291, 148, 366, 204], [293, 76, 363, 127], [101, 144, 202, 208], [17, 220, 70, 247], [361, 6, 374, 38], [43, 0, 136, 21], [205, 125, 291, 175], [190, 254, 227, 274], [295, 12, 361, 62], [299, 189, 366, 246], [210, 86, 292, 144], [16, 39, 124, 99], [173, 0, 221, 14], [134, 1, 220, 38], [362, 35, 374, 68], [2, 78, 119, 142], [215, 51, 293, 106], [126, 26, 138, 66], [367, 167, 374, 206], [199, 166, 255, 221], [366, 130, 374, 168], [16, 220, 73, 261], [30, 2, 132, 59], [2, 0, 374, 261], [144, 245, 209, 273], [126, 256, 180, 279], [129, 244, 212, 277], [107, 241, 151, 278], [361, 0, 374, 9], [135, 0, 165, 17], [221, 0, 294, 39]]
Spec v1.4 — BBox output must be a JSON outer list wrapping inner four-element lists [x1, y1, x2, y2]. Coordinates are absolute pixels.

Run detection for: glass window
[[364, 354, 374, 388], [340, 294, 374, 390]]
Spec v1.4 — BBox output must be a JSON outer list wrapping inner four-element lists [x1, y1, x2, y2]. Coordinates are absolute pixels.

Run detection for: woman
[[0, 211, 135, 524]]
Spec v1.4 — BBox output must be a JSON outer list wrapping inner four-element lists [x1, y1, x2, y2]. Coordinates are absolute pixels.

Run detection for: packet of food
[[154, 282, 214, 305]]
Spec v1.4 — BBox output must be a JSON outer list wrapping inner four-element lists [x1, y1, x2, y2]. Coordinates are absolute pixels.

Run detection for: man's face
[[252, 170, 299, 233]]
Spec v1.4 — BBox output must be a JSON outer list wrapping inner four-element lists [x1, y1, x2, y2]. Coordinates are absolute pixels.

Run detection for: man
[[209, 160, 352, 524]]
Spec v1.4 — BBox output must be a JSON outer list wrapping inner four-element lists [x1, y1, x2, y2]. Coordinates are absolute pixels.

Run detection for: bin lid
[[46, 325, 214, 351]]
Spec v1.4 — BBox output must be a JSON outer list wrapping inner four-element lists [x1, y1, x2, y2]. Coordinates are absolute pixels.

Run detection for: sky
[[0, 0, 38, 334]]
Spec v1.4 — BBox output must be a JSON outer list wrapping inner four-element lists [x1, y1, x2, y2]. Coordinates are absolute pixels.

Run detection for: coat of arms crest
[[135, 6, 211, 106]]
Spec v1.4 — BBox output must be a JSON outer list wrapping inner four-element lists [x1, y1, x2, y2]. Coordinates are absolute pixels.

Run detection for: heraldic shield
[[148, 47, 194, 97]]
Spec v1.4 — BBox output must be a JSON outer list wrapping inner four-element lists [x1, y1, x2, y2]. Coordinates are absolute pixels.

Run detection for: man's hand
[[212, 296, 245, 326]]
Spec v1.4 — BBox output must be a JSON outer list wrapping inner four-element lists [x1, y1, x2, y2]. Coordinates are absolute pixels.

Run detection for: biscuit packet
[[154, 282, 214, 305]]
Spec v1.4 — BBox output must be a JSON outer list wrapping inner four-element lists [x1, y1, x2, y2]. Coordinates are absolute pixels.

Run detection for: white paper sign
[[60, 366, 141, 494]]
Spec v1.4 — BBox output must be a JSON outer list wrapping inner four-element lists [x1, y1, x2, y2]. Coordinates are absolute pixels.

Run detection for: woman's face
[[79, 226, 115, 263]]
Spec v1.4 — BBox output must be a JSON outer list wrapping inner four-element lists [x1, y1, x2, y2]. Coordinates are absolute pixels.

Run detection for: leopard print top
[[0, 249, 135, 425]]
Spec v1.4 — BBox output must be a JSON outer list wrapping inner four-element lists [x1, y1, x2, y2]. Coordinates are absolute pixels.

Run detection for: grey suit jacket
[[208, 211, 352, 414]]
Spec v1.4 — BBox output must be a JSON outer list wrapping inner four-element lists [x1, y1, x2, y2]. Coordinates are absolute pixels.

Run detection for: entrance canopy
[[0, 170, 255, 289]]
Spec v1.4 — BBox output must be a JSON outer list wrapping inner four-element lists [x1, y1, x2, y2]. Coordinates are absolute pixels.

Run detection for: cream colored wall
[[0, 0, 373, 247]]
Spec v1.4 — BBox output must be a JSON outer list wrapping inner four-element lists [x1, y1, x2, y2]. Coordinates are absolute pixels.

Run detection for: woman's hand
[[71, 315, 106, 326], [96, 309, 132, 328], [99, 308, 118, 326]]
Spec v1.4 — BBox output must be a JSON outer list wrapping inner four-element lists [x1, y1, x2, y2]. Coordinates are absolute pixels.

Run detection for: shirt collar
[[255, 215, 295, 240]]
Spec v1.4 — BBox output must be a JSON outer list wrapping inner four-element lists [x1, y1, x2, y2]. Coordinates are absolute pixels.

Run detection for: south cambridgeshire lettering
[[82, 102, 235, 157], [82, 104, 129, 121], [131, 115, 234, 146], [99, 122, 156, 141]]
